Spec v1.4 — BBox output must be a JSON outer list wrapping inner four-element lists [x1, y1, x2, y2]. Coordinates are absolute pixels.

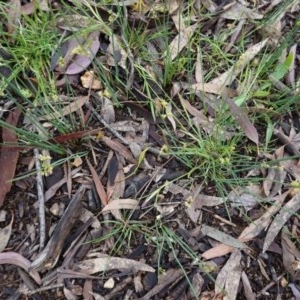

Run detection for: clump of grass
[[0, 4, 59, 100], [0, 3, 96, 154]]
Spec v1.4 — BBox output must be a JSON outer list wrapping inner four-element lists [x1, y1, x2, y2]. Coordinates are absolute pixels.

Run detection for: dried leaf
[[215, 250, 242, 300], [101, 199, 139, 213], [241, 271, 256, 300], [101, 136, 136, 164], [289, 283, 300, 300], [208, 39, 269, 92], [240, 191, 289, 243], [21, 0, 49, 15], [80, 71, 103, 90], [202, 192, 289, 260], [111, 165, 125, 201], [223, 97, 259, 144], [0, 252, 41, 284], [195, 46, 204, 83], [201, 225, 246, 249], [101, 97, 115, 125], [0, 214, 13, 252], [263, 191, 300, 253], [220, 2, 263, 20], [86, 159, 108, 206], [66, 31, 100, 75], [178, 93, 208, 123], [202, 244, 234, 260], [166, 102, 176, 132], [36, 96, 88, 121], [106, 35, 128, 68], [76, 256, 155, 274], [281, 228, 300, 278], [64, 287, 77, 300], [166, 24, 198, 61], [185, 195, 201, 224], [228, 186, 262, 211], [194, 194, 224, 207], [0, 108, 21, 207]]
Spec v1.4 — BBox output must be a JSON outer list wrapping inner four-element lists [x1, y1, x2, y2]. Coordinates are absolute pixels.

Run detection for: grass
[[1, 0, 300, 298]]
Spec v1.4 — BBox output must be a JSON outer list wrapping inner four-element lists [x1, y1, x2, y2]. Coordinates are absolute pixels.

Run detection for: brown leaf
[[220, 2, 263, 20], [223, 97, 259, 144], [86, 159, 108, 206], [281, 228, 300, 278], [101, 136, 136, 164], [263, 191, 300, 253], [76, 256, 155, 274], [0, 108, 21, 207], [239, 191, 289, 243], [0, 252, 41, 284], [101, 199, 139, 213], [166, 24, 198, 61], [201, 225, 246, 249], [215, 251, 242, 299], [0, 213, 13, 252], [209, 39, 269, 92], [66, 32, 100, 75], [241, 271, 256, 300], [202, 244, 234, 260]]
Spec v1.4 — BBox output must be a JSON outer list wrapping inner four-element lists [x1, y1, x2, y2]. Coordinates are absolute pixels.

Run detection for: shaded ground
[[1, 1, 300, 299]]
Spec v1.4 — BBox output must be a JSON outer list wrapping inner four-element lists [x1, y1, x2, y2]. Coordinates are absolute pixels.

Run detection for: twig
[[34, 148, 46, 250], [24, 283, 64, 295], [86, 102, 130, 145]]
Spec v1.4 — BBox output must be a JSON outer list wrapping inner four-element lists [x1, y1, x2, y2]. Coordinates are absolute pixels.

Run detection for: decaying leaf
[[53, 31, 100, 75], [80, 71, 103, 90], [263, 191, 300, 253], [0, 213, 13, 252], [220, 2, 263, 20], [86, 158, 108, 206], [166, 102, 176, 132], [166, 24, 198, 61], [106, 34, 128, 69], [215, 250, 242, 300], [202, 191, 289, 259], [76, 256, 155, 274], [101, 199, 139, 213], [0, 252, 41, 284], [197, 39, 269, 94], [223, 97, 259, 145], [0, 108, 21, 207], [281, 228, 300, 279], [241, 271, 256, 300], [30, 186, 86, 272], [201, 225, 246, 250], [239, 191, 289, 243], [228, 185, 262, 211], [101, 136, 136, 164], [66, 31, 100, 75], [100, 96, 115, 125]]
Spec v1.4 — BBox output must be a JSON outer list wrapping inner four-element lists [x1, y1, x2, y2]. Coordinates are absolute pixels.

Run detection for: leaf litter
[[0, 0, 300, 299]]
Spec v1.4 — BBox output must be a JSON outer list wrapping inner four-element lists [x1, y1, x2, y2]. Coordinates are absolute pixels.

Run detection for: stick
[[34, 148, 46, 249]]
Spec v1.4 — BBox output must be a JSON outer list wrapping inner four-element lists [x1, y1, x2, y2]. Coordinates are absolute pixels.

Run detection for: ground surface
[[0, 0, 300, 299]]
